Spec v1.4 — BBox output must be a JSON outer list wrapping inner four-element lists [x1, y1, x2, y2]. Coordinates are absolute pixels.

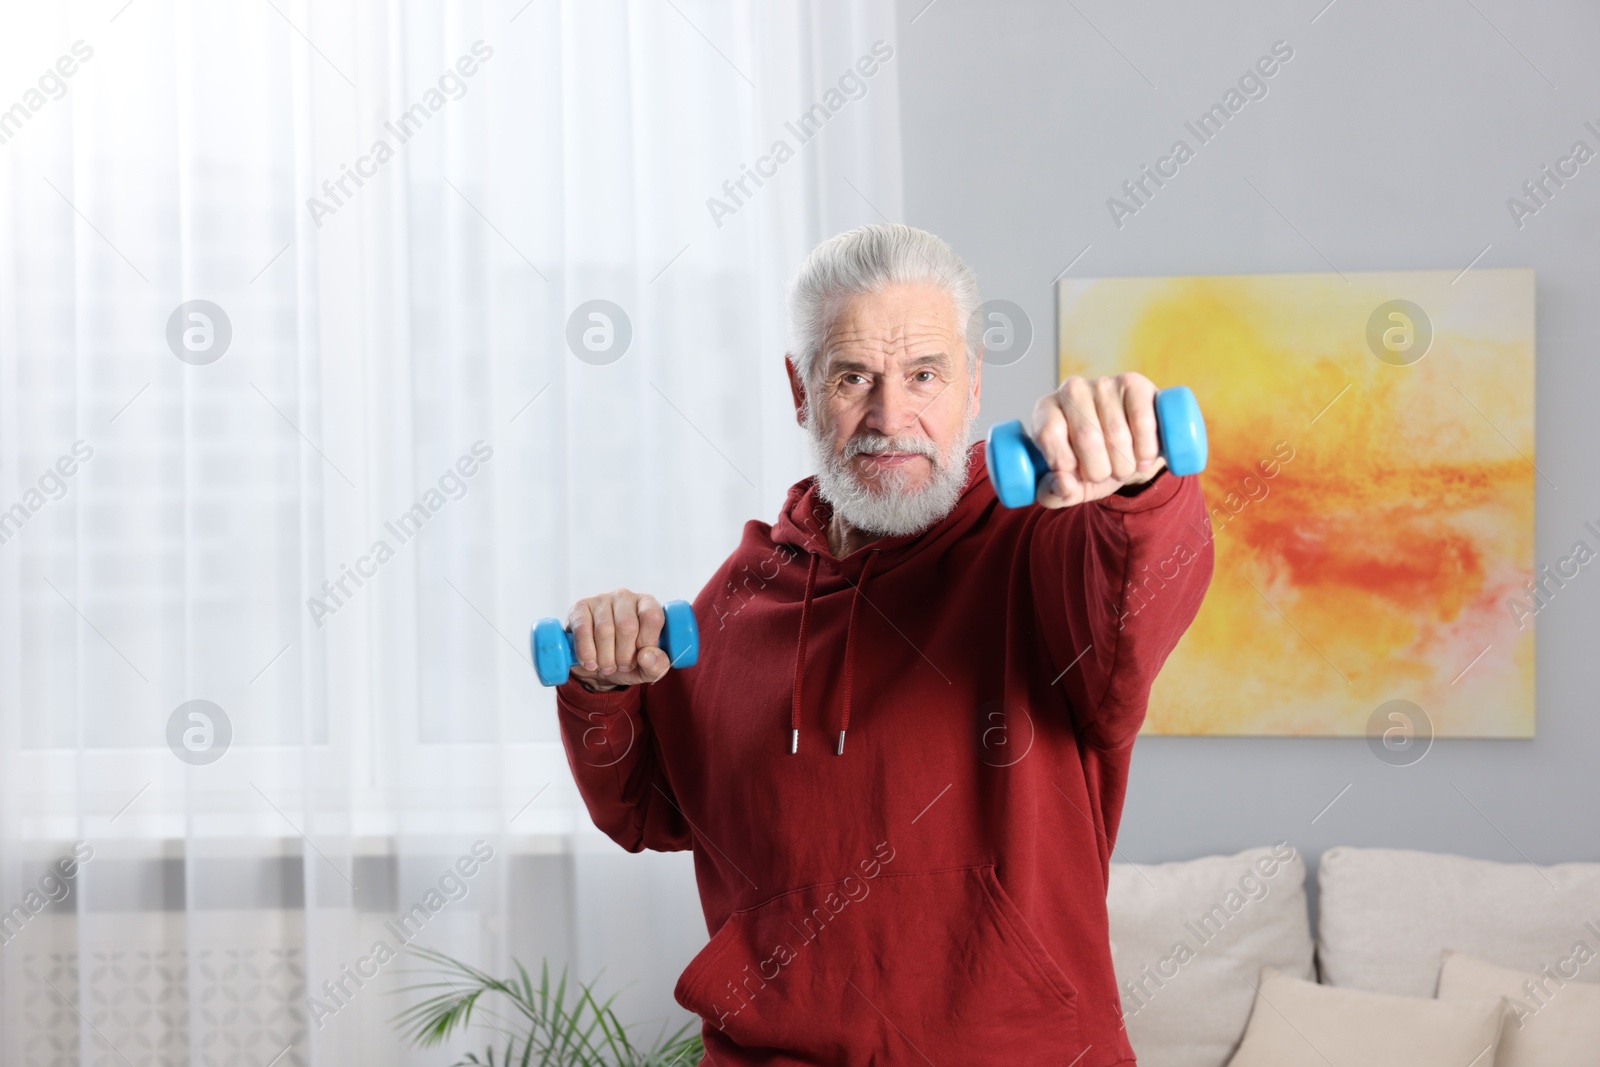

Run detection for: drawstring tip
[[790, 729, 799, 755], [835, 730, 847, 755]]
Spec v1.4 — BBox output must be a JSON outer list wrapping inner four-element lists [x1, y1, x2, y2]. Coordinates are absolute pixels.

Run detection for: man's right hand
[[566, 588, 675, 691]]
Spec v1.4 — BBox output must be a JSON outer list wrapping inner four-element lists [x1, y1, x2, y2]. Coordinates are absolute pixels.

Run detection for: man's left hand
[[1030, 373, 1167, 508]]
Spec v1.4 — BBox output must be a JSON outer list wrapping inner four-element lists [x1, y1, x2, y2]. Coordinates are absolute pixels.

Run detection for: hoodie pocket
[[675, 865, 1083, 1063]]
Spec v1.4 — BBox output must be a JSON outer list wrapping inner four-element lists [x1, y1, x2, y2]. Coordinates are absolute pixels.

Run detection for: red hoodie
[[557, 441, 1212, 1065]]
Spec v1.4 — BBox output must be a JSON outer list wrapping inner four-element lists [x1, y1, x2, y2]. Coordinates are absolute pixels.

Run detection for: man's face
[[788, 282, 982, 536]]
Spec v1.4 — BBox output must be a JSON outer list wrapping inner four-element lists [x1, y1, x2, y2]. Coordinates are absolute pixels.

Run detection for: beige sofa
[[1106, 845, 1600, 1066]]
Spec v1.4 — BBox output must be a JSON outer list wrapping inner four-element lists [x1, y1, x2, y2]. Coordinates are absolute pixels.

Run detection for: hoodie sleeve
[[1028, 470, 1214, 750], [555, 680, 692, 853]]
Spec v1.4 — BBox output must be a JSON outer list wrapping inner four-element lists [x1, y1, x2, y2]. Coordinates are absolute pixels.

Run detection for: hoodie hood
[[770, 442, 994, 756]]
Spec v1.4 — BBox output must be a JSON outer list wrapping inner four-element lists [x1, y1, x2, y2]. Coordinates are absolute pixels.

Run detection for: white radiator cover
[[13, 912, 307, 1067]]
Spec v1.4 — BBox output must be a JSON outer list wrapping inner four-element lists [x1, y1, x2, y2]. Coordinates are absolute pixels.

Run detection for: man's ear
[[785, 354, 808, 427], [970, 347, 983, 421]]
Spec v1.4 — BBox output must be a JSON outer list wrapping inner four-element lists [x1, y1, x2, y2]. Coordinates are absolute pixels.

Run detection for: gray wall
[[897, 0, 1600, 892]]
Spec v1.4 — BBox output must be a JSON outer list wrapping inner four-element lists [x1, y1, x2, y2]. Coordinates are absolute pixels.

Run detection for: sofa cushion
[[1225, 966, 1506, 1067], [1316, 846, 1600, 995], [1107, 843, 1313, 1067], [1436, 949, 1600, 1066]]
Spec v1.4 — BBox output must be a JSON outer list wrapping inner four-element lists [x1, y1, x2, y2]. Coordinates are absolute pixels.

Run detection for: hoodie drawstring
[[790, 554, 819, 755], [788, 549, 876, 756], [836, 551, 876, 755]]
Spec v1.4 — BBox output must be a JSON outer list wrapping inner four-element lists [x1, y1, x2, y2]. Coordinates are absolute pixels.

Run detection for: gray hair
[[786, 224, 981, 386]]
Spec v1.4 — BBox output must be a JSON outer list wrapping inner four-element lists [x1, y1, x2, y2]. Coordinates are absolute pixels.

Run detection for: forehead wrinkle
[[825, 322, 952, 346], [822, 329, 956, 374]]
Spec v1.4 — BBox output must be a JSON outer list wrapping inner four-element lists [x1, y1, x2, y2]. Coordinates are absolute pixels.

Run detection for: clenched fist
[[566, 588, 674, 692], [1031, 372, 1166, 508]]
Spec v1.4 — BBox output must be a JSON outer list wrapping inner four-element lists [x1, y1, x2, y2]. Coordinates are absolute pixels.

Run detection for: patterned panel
[[19, 944, 306, 1067], [19, 951, 80, 1067], [194, 948, 306, 1066], [87, 950, 188, 1065]]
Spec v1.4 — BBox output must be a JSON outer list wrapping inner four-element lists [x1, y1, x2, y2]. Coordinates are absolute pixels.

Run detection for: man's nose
[[863, 379, 918, 437]]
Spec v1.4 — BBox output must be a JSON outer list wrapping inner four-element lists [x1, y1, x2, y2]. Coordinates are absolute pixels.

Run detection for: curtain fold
[[0, 1, 902, 1062]]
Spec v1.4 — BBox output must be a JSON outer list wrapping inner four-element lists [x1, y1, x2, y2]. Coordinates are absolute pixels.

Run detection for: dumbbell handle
[[530, 599, 700, 687], [985, 385, 1208, 508]]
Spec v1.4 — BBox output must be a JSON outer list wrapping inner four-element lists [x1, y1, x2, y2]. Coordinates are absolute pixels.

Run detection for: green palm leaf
[[392, 946, 703, 1067]]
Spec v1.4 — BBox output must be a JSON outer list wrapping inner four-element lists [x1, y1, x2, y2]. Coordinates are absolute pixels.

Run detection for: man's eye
[[913, 370, 936, 382], [842, 374, 867, 386]]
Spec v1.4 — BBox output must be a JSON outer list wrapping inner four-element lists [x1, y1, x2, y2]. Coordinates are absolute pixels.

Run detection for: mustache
[[843, 433, 941, 463]]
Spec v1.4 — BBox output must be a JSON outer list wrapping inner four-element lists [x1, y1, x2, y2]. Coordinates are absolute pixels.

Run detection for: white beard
[[809, 398, 977, 538]]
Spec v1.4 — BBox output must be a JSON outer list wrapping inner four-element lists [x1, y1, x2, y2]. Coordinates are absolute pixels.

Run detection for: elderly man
[[557, 224, 1212, 1065]]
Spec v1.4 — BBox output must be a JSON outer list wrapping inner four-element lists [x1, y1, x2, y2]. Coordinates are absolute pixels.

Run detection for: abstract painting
[[1056, 268, 1536, 737]]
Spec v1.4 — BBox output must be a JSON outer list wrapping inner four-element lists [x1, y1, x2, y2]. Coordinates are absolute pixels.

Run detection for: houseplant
[[393, 946, 704, 1066]]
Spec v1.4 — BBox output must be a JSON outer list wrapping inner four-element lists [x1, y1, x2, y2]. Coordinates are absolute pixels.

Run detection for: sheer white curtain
[[0, 0, 902, 1063]]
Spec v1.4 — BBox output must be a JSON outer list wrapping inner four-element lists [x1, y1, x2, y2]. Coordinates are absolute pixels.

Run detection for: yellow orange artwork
[[1057, 268, 1536, 737]]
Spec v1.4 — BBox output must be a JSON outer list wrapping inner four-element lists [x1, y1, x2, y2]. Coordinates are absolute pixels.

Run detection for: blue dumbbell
[[985, 385, 1208, 508], [531, 600, 700, 687]]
